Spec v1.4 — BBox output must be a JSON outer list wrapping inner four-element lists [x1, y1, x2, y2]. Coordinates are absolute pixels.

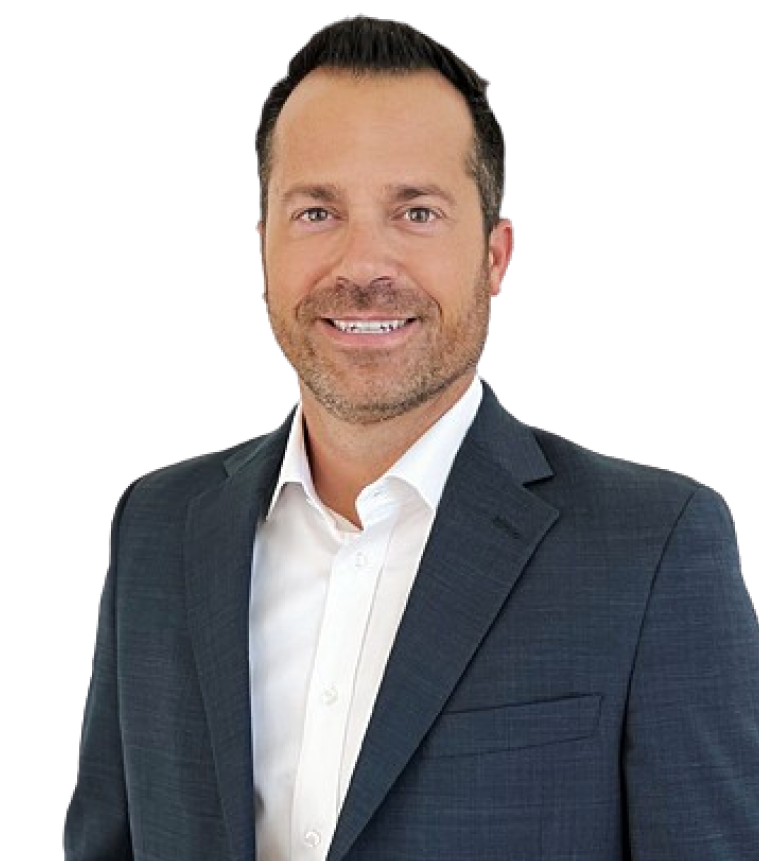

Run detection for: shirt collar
[[380, 376, 482, 511], [267, 401, 318, 517], [267, 376, 483, 519]]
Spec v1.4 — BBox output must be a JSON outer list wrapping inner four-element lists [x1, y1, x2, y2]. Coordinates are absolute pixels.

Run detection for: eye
[[404, 207, 438, 224], [297, 207, 331, 223]]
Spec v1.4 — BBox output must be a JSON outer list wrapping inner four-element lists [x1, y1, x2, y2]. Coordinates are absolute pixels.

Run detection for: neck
[[301, 374, 475, 527]]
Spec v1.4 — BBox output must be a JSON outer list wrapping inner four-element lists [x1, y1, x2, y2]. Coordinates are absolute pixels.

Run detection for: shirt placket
[[290, 505, 395, 861]]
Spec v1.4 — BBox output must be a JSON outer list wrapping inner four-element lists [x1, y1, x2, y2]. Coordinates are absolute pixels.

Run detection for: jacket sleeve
[[624, 485, 759, 859], [64, 483, 138, 861]]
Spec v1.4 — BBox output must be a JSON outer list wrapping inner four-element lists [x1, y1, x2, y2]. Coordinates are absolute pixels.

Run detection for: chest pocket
[[422, 693, 602, 758]]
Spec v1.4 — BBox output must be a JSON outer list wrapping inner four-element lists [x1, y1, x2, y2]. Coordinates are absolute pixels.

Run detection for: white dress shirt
[[249, 377, 483, 861]]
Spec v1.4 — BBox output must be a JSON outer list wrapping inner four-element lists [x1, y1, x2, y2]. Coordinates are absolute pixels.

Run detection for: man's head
[[257, 18, 513, 425]]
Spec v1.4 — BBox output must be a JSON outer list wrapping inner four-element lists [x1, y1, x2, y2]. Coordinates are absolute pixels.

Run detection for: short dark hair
[[255, 16, 504, 232]]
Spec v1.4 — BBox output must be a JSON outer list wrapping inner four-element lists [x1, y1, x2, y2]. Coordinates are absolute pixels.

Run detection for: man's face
[[260, 69, 512, 424]]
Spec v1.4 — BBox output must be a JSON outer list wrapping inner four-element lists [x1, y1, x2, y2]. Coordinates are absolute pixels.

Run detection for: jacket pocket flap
[[423, 693, 602, 758]]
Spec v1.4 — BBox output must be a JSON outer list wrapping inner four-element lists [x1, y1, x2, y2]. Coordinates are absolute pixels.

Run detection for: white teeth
[[331, 319, 410, 334]]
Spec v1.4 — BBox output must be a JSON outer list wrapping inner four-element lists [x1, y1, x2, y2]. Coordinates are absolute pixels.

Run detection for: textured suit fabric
[[64, 384, 759, 860]]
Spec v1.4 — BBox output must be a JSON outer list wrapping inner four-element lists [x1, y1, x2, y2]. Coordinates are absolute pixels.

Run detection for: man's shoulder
[[122, 422, 289, 512], [475, 384, 710, 514], [529, 423, 724, 526]]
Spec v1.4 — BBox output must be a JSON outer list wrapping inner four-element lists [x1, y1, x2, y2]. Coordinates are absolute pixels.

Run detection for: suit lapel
[[184, 419, 290, 861], [328, 386, 559, 861]]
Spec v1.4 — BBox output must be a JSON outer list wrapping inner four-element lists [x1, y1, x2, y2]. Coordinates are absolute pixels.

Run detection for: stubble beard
[[266, 268, 491, 425]]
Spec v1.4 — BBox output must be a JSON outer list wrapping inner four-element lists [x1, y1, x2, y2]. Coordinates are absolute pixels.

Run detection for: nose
[[333, 216, 399, 287]]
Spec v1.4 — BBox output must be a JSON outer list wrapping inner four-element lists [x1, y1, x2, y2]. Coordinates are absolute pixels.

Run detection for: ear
[[486, 218, 513, 297]]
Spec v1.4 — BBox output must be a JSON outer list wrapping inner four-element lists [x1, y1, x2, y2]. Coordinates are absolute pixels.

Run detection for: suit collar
[[468, 380, 554, 486], [220, 379, 550, 489], [223, 409, 294, 481]]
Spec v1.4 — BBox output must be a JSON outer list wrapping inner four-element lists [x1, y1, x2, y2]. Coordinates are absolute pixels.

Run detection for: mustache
[[297, 278, 434, 319]]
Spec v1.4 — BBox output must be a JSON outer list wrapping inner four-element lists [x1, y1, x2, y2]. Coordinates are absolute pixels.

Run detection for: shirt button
[[354, 551, 367, 568], [320, 686, 338, 705], [304, 830, 322, 848]]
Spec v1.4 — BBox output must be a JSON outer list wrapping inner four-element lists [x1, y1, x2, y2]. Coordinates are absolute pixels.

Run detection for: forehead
[[268, 69, 476, 188]]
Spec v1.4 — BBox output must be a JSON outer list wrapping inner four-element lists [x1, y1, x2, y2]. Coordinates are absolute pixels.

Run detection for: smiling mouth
[[328, 318, 414, 334]]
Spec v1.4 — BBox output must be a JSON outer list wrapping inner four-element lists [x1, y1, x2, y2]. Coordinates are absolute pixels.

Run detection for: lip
[[317, 316, 419, 348]]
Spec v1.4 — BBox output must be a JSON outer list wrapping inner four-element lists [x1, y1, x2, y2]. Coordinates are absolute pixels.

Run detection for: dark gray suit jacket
[[65, 384, 759, 859]]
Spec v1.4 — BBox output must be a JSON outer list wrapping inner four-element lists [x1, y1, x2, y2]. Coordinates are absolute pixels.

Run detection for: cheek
[[415, 253, 487, 316], [264, 251, 311, 309]]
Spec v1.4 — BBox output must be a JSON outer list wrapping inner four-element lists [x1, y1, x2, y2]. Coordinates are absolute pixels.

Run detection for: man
[[65, 16, 759, 861]]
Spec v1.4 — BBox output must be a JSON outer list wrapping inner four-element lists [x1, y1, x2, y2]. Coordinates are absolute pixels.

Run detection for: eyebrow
[[279, 182, 457, 208], [280, 183, 341, 206], [383, 183, 457, 206]]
